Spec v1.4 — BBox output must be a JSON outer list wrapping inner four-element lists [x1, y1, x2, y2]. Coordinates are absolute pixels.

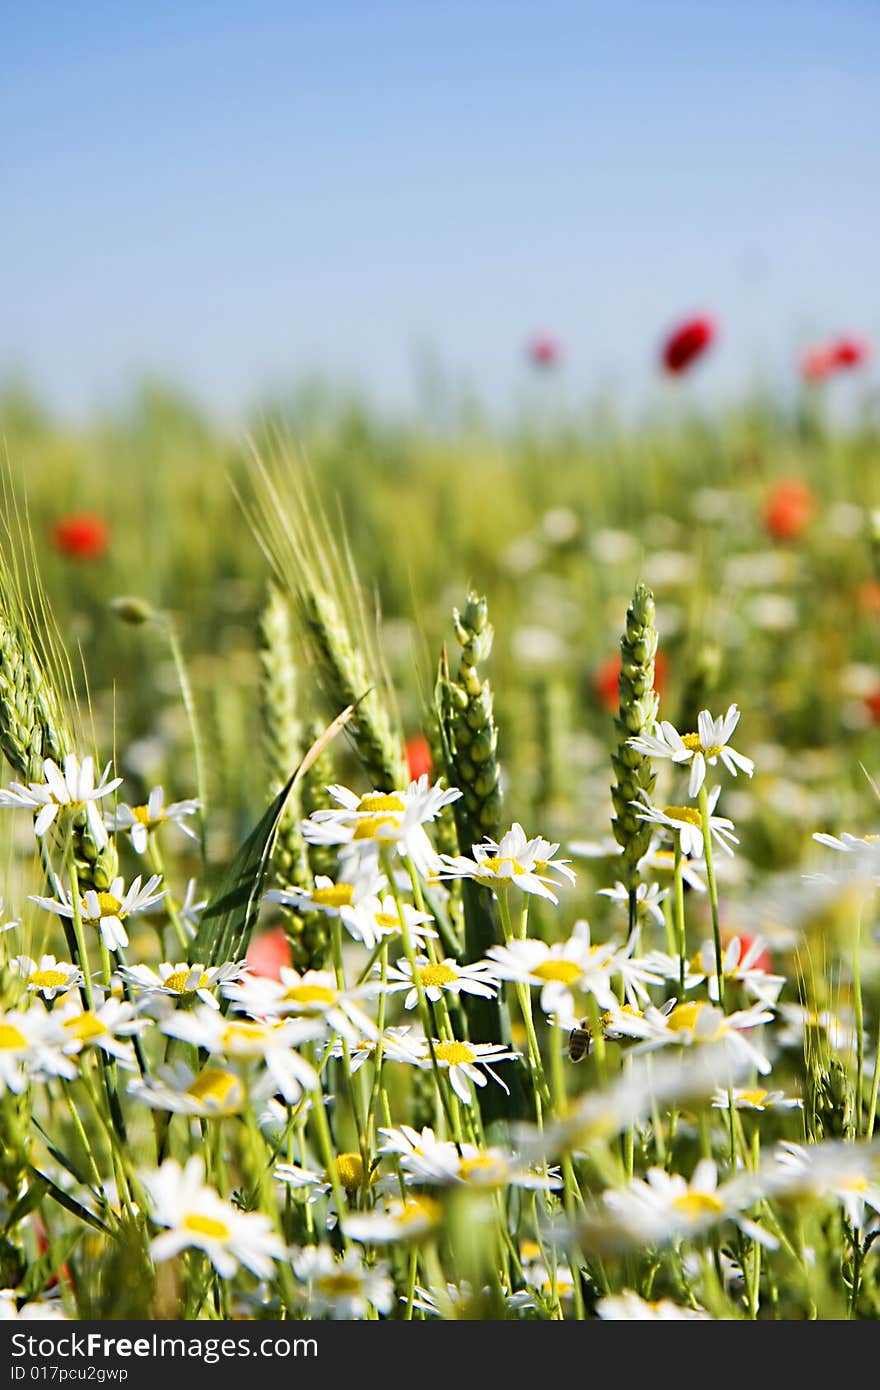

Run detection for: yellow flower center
[[93, 893, 123, 917], [63, 1013, 108, 1042], [434, 1040, 476, 1066], [357, 793, 406, 814], [352, 815, 399, 841], [651, 850, 677, 870], [477, 856, 524, 878], [0, 1023, 28, 1050], [187, 1069, 241, 1107], [317, 1273, 363, 1297], [28, 969, 69, 989], [738, 1089, 769, 1108], [417, 963, 459, 988], [839, 1175, 870, 1194], [283, 983, 336, 1008], [182, 1213, 230, 1240], [532, 959, 582, 985], [682, 733, 723, 757], [311, 883, 355, 909], [132, 805, 157, 826], [374, 912, 399, 930], [331, 1152, 367, 1192], [666, 1001, 705, 1033], [220, 1022, 270, 1048], [459, 1153, 507, 1184], [164, 970, 209, 995], [397, 1196, 442, 1228], [672, 1191, 724, 1219], [663, 806, 702, 828]]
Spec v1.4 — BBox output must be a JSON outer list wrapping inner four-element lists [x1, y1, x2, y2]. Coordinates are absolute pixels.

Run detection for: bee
[[567, 1017, 593, 1063]]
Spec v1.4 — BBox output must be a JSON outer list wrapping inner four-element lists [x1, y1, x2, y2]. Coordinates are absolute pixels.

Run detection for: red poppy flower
[[52, 513, 109, 559], [830, 335, 870, 370], [527, 333, 562, 368], [763, 479, 816, 542], [594, 649, 667, 714], [864, 687, 880, 723], [246, 926, 291, 981], [801, 336, 870, 381], [405, 734, 433, 782], [800, 347, 836, 382], [661, 315, 716, 374]]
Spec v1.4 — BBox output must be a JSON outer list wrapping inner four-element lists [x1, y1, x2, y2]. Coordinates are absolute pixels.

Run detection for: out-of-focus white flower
[[143, 1157, 285, 1276]]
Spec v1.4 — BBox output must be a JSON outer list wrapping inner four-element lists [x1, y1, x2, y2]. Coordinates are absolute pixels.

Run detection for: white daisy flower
[[632, 786, 738, 858], [813, 831, 880, 854], [415, 1038, 519, 1105], [690, 935, 786, 1005], [179, 879, 207, 935], [117, 960, 245, 1012], [383, 1130, 560, 1191], [337, 894, 437, 951], [344, 1195, 443, 1244], [486, 920, 617, 1022], [438, 823, 573, 904], [629, 704, 754, 799], [108, 785, 201, 853], [776, 1004, 860, 1054], [127, 1061, 246, 1116], [58, 997, 150, 1070], [597, 1291, 711, 1320], [326, 1026, 425, 1073], [143, 1156, 285, 1277], [291, 1245, 393, 1320], [598, 880, 669, 927], [0, 1007, 76, 1091], [607, 940, 667, 1007], [14, 955, 83, 1001], [301, 776, 461, 878], [0, 1290, 69, 1320], [265, 868, 384, 919], [768, 1141, 880, 1229], [382, 955, 499, 1010], [629, 999, 773, 1075], [711, 1086, 801, 1113], [32, 874, 165, 952], [159, 1006, 320, 1103], [587, 1158, 773, 1252], [223, 967, 378, 1044], [0, 755, 121, 844], [276, 1151, 375, 1206], [641, 842, 707, 892]]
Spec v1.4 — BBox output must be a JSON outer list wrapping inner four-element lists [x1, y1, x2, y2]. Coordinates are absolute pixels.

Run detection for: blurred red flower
[[52, 513, 109, 559], [246, 925, 291, 981], [661, 315, 716, 374], [857, 579, 880, 615], [405, 734, 433, 782], [763, 479, 816, 542], [594, 649, 667, 714], [800, 347, 836, 382], [527, 333, 562, 368], [801, 335, 870, 381], [830, 335, 870, 369]]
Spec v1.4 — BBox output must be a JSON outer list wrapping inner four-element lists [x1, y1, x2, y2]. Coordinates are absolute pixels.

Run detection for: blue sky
[[2, 1, 878, 420]]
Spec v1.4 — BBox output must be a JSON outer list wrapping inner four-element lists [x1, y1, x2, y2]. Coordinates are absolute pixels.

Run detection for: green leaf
[[29, 1166, 110, 1234], [3, 1175, 49, 1232], [32, 1118, 101, 1196], [192, 704, 356, 966], [18, 1228, 81, 1301]]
